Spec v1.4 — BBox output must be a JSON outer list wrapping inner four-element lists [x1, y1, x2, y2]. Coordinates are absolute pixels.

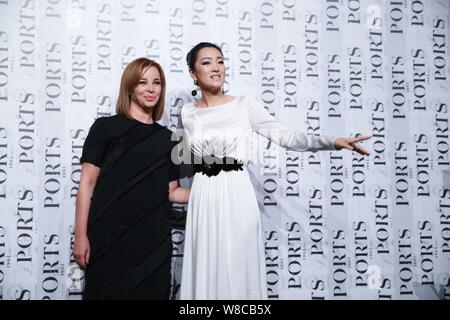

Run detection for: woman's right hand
[[73, 234, 90, 269]]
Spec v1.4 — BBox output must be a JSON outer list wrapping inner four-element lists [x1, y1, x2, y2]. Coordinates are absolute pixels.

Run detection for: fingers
[[74, 253, 81, 267], [344, 143, 354, 151], [78, 255, 85, 269], [351, 135, 372, 143], [353, 143, 370, 156], [73, 250, 87, 269], [334, 136, 371, 155], [80, 254, 86, 269], [343, 135, 371, 156], [86, 248, 90, 265]]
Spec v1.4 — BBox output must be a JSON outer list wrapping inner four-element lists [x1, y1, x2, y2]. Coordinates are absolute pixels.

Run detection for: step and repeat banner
[[0, 0, 449, 300]]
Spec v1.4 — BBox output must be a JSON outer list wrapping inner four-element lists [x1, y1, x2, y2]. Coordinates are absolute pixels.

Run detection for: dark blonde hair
[[116, 58, 166, 121]]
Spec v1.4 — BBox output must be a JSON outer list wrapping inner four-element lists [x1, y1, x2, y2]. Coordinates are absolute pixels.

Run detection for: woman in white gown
[[179, 42, 370, 300]]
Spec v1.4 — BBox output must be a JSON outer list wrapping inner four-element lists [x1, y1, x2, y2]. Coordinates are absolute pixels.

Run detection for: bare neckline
[[193, 97, 237, 110]]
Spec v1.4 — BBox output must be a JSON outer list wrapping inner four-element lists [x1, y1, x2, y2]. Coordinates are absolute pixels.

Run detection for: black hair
[[186, 42, 224, 70]]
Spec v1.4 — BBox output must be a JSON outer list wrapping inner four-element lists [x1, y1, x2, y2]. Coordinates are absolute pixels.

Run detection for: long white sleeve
[[245, 96, 336, 152]]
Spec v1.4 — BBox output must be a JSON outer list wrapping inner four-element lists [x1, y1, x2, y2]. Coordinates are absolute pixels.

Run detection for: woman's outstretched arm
[[246, 96, 370, 155]]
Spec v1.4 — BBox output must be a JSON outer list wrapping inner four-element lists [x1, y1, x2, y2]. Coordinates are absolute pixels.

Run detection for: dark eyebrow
[[200, 56, 223, 61]]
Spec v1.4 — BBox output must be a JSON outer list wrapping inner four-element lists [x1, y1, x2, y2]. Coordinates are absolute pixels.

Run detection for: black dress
[[80, 115, 178, 300]]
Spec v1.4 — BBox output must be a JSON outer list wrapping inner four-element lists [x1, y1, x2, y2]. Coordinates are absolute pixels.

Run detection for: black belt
[[193, 155, 244, 177]]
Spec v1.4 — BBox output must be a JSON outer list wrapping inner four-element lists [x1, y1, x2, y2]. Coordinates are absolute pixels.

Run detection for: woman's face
[[131, 66, 162, 110], [190, 47, 225, 92]]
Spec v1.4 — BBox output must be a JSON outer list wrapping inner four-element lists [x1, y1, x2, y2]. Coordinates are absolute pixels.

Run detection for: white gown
[[179, 96, 336, 300]]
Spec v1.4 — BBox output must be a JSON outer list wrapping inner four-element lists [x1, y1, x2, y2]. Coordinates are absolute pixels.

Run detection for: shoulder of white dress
[[237, 95, 254, 110], [234, 95, 249, 105], [240, 95, 258, 104], [180, 102, 194, 115]]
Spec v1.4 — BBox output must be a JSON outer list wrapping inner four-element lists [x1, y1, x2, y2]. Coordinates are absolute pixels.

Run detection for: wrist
[[75, 229, 87, 238], [333, 137, 341, 150]]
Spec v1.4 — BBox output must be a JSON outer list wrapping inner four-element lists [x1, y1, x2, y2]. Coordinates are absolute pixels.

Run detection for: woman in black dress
[[73, 58, 189, 299]]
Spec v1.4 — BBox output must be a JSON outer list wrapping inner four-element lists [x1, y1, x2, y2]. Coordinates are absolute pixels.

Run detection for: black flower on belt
[[193, 155, 244, 177]]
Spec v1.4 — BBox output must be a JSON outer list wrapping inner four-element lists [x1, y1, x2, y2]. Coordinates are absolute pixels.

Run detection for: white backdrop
[[0, 0, 449, 300]]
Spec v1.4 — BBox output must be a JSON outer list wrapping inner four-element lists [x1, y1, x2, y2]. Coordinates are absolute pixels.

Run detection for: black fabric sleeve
[[80, 118, 109, 167], [168, 139, 181, 182], [169, 160, 180, 182]]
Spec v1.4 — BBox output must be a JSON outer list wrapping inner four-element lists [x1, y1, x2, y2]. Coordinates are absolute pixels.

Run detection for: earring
[[191, 80, 199, 96]]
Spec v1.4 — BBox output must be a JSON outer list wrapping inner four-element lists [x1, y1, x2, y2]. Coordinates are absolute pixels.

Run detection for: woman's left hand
[[334, 135, 371, 156]]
